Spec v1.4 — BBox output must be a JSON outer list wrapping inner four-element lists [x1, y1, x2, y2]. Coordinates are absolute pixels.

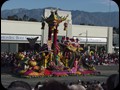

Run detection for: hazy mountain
[[1, 8, 44, 21], [1, 8, 119, 27], [72, 10, 119, 27]]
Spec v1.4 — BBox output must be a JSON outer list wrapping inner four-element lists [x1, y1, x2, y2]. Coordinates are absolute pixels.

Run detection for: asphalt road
[[1, 65, 119, 88]]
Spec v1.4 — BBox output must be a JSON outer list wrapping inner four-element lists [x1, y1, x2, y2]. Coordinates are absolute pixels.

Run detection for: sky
[[1, 0, 119, 12]]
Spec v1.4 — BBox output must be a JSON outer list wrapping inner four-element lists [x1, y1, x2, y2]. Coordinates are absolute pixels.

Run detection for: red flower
[[44, 69, 52, 75]]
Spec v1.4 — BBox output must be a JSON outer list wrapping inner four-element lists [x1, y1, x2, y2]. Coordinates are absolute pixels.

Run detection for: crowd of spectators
[[81, 51, 119, 66], [1, 51, 119, 90], [1, 51, 119, 69], [6, 73, 119, 90]]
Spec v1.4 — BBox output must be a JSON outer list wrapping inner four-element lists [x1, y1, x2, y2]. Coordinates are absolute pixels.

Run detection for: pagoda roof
[[43, 10, 68, 24]]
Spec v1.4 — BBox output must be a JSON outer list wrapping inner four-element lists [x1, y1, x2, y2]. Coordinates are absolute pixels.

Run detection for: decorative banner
[[75, 37, 107, 43], [1, 35, 41, 41]]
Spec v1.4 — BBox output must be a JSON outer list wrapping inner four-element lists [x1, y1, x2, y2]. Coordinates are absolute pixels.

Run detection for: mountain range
[[1, 8, 119, 28]]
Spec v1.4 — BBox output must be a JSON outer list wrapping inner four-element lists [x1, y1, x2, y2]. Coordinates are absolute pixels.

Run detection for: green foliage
[[113, 27, 119, 34], [23, 14, 29, 21], [28, 18, 38, 22], [7, 15, 18, 20]]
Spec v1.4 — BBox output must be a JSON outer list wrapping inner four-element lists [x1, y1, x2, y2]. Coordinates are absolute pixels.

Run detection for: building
[[113, 34, 119, 54], [1, 9, 113, 53], [1, 20, 42, 52]]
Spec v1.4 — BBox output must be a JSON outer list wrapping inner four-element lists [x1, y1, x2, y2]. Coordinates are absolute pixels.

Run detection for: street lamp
[[79, 30, 88, 47], [41, 21, 45, 47], [64, 19, 70, 40]]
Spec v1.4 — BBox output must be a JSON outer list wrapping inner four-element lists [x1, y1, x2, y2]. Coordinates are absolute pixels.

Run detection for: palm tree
[[22, 14, 29, 21]]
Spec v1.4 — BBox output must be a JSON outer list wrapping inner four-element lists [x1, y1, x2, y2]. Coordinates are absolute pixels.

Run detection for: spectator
[[101, 82, 107, 90], [34, 81, 43, 90], [86, 83, 103, 90], [40, 80, 70, 90], [106, 74, 119, 90], [7, 81, 32, 90], [68, 84, 86, 90]]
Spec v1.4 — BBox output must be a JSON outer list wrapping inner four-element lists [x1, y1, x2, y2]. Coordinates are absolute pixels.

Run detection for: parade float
[[14, 10, 100, 78]]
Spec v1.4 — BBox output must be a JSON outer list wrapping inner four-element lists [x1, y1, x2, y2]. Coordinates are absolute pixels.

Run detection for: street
[[1, 65, 119, 88]]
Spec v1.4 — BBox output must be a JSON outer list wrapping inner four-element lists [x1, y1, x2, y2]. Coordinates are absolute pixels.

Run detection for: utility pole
[[85, 30, 88, 46]]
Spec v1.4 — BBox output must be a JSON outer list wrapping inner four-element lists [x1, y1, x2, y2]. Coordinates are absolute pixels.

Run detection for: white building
[[1, 9, 113, 53], [113, 34, 119, 54]]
